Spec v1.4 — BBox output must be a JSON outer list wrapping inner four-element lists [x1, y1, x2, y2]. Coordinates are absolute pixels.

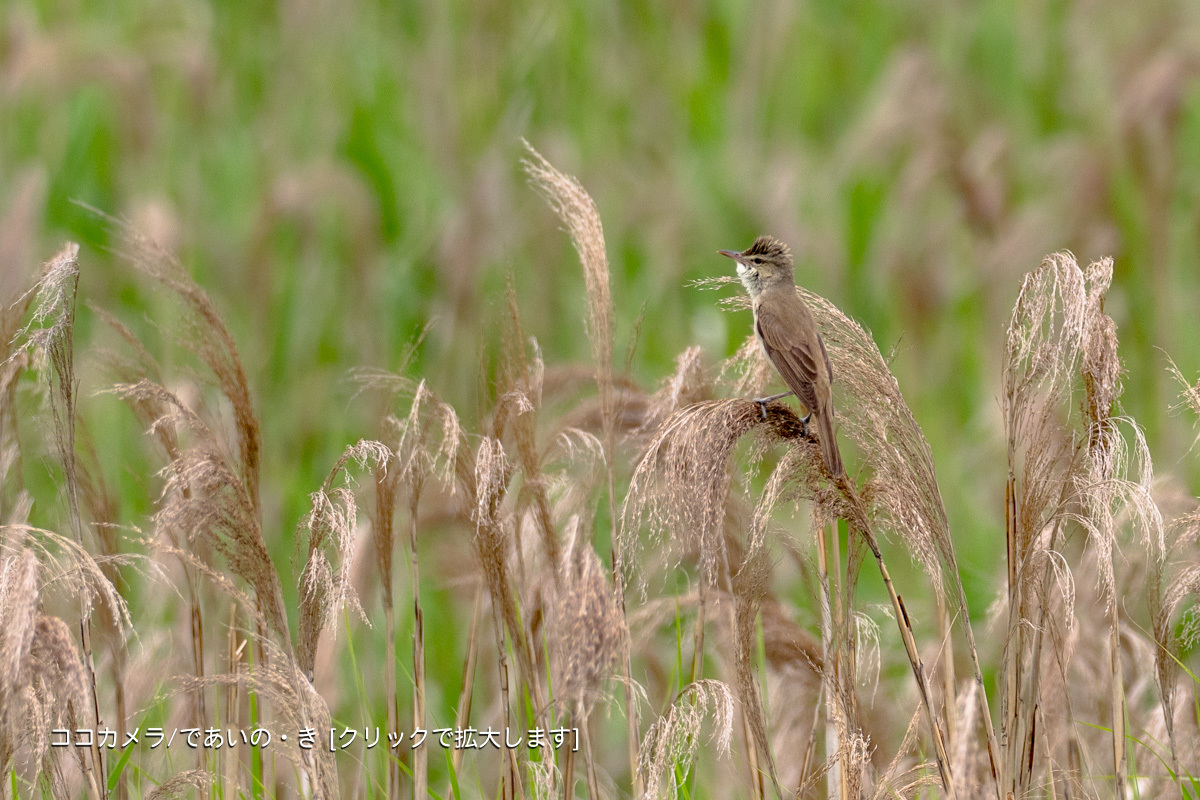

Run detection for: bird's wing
[[818, 333, 834, 389], [756, 304, 822, 414]]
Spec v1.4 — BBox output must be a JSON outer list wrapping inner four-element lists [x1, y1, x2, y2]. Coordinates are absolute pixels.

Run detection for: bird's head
[[718, 235, 794, 296]]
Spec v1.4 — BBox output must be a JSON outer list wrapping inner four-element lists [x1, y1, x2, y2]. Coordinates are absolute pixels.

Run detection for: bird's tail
[[818, 410, 844, 478]]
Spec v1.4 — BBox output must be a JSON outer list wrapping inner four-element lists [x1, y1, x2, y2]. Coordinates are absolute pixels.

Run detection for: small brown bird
[[719, 235, 844, 477]]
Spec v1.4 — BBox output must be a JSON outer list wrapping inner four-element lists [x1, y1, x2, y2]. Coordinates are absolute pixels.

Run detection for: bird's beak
[[717, 249, 740, 261]]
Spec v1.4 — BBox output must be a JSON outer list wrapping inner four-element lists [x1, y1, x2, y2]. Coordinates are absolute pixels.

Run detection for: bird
[[719, 235, 844, 477]]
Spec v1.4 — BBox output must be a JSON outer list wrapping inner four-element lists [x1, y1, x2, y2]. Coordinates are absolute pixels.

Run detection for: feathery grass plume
[[23, 615, 93, 797], [0, 551, 92, 792], [150, 555, 333, 797], [1073, 258, 1162, 799], [1, 235, 42, 522], [370, 376, 462, 800], [793, 285, 950, 590], [520, 140, 618, 581], [637, 679, 734, 800], [172, 641, 338, 799], [707, 268, 973, 591], [622, 398, 818, 593], [542, 518, 626, 800], [0, 522, 133, 791], [731, 550, 782, 796], [1002, 253, 1088, 796], [9, 244, 112, 740], [622, 397, 819, 794], [0, 525, 131, 644], [357, 374, 464, 498], [9, 245, 83, 527], [8, 247, 109, 798], [144, 770, 214, 800], [296, 439, 390, 679], [757, 598, 826, 792], [715, 331, 775, 401], [1172, 362, 1200, 420], [0, 532, 128, 796], [497, 283, 560, 567], [1071, 258, 1160, 609], [546, 519, 627, 712], [471, 436, 518, 649], [537, 427, 608, 528], [110, 379, 290, 646], [109, 217, 263, 517], [522, 141, 641, 791], [1040, 547, 1171, 799], [1152, 368, 1200, 782], [528, 759, 561, 800], [1000, 253, 1166, 797], [96, 312, 219, 765], [521, 142, 614, 446], [28, 614, 91, 740], [467, 435, 534, 797], [0, 528, 134, 788], [0, 548, 40, 779], [107, 218, 277, 785], [635, 346, 711, 435], [1003, 253, 1089, 554]]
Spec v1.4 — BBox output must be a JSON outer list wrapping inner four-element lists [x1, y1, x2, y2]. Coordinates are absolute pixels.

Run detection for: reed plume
[[637, 679, 734, 800], [296, 438, 390, 679]]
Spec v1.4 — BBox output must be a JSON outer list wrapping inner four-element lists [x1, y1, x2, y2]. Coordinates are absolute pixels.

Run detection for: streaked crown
[[742, 235, 792, 264]]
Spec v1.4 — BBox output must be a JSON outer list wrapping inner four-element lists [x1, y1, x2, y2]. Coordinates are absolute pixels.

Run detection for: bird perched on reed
[[719, 236, 844, 477]]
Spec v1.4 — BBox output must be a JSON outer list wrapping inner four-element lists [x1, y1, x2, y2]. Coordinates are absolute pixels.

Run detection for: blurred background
[[3, 0, 1200, 637]]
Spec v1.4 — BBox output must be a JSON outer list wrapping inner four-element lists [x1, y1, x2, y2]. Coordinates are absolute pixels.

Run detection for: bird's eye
[[750, 256, 761, 264]]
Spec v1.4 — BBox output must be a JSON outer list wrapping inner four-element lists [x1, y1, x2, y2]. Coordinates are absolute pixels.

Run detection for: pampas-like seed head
[[145, 770, 214, 800], [637, 679, 734, 800], [547, 521, 627, 712], [111, 379, 290, 644], [622, 398, 820, 591], [297, 439, 390, 679], [522, 142, 615, 441], [112, 220, 263, 515]]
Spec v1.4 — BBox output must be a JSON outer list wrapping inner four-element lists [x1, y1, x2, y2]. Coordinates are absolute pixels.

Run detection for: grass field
[[3, 0, 1200, 797]]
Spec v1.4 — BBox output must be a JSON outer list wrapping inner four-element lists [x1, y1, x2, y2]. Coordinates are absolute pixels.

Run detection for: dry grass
[[996, 252, 1173, 799], [0, 547, 99, 797], [637, 679, 734, 799], [545, 522, 626, 714], [3, 148, 1200, 800], [296, 438, 390, 679]]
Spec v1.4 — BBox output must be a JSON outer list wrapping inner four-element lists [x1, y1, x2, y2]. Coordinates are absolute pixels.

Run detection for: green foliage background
[[4, 0, 1200, 791]]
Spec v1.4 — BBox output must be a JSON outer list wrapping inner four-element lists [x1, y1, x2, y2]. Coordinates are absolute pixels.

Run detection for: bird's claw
[[751, 391, 794, 422]]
